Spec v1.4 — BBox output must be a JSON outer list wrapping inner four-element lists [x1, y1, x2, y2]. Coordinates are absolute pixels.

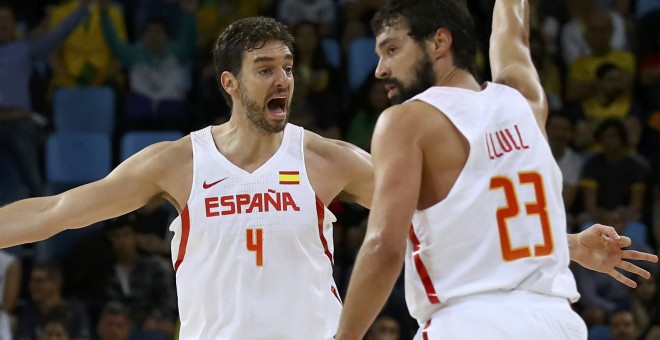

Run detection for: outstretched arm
[[569, 224, 658, 288], [490, 0, 548, 127], [0, 141, 184, 248]]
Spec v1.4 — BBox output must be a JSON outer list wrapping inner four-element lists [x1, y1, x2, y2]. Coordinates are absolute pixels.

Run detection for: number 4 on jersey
[[489, 172, 554, 262], [246, 228, 264, 266]]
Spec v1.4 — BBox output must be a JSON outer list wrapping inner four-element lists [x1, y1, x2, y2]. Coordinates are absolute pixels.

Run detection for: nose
[[375, 58, 388, 80], [274, 68, 292, 88]]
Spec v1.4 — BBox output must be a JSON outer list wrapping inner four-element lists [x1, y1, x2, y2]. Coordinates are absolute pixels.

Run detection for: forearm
[[336, 237, 404, 340], [29, 4, 89, 56], [100, 11, 136, 66], [492, 0, 529, 39], [0, 196, 63, 248]]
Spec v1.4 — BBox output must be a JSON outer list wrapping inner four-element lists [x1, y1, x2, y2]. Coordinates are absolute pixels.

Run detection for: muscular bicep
[[48, 142, 183, 230], [336, 141, 374, 209]]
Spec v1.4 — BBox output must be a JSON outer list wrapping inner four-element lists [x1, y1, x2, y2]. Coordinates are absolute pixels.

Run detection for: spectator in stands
[[17, 262, 91, 340], [0, 0, 90, 197], [566, 10, 635, 105], [546, 112, 583, 229], [631, 271, 657, 333], [288, 21, 341, 139], [346, 76, 389, 152], [39, 317, 71, 340], [530, 29, 563, 111], [579, 119, 648, 242], [101, 214, 177, 338], [611, 309, 642, 340], [47, 0, 127, 90], [0, 250, 21, 340], [276, 0, 336, 37], [365, 313, 400, 340], [561, 0, 628, 65], [96, 302, 130, 340], [100, 0, 197, 131], [575, 63, 644, 151]]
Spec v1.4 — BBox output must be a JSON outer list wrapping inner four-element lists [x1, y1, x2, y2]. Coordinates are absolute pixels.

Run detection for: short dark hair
[[547, 110, 577, 127], [595, 63, 619, 80], [100, 301, 129, 319], [33, 261, 64, 285], [141, 16, 171, 37], [371, 0, 477, 75], [595, 118, 628, 146], [213, 16, 295, 108]]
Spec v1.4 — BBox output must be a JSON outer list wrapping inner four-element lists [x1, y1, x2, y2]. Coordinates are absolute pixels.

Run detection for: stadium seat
[[53, 86, 116, 135], [347, 37, 379, 91], [120, 130, 184, 161], [46, 132, 112, 188], [321, 38, 341, 69], [588, 325, 611, 340]]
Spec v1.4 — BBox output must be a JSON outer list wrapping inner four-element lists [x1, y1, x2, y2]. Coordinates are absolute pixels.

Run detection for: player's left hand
[[572, 224, 658, 288]]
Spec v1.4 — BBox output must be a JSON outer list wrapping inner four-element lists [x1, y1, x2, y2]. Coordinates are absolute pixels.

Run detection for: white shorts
[[415, 290, 587, 340]]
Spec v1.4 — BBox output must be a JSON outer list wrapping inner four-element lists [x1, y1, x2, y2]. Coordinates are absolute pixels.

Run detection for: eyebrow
[[253, 54, 294, 64], [376, 37, 398, 51]]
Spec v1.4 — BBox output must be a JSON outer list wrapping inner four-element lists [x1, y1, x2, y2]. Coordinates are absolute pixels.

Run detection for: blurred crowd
[[0, 0, 659, 339]]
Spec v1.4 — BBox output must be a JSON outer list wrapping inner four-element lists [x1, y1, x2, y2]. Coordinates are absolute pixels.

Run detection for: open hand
[[572, 224, 658, 288]]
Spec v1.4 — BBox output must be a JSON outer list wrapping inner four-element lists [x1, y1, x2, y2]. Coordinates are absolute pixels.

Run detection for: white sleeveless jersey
[[170, 124, 341, 339], [405, 83, 580, 324]]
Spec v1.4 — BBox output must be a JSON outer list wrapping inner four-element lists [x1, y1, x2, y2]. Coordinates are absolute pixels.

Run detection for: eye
[[284, 66, 293, 75], [388, 47, 397, 56], [259, 68, 271, 75]]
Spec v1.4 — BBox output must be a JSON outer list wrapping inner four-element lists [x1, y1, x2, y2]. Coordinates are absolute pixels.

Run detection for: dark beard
[[388, 55, 437, 104], [240, 83, 288, 134]]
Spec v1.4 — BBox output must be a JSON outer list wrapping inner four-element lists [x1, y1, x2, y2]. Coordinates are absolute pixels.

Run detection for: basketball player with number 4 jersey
[[171, 123, 347, 338], [336, 1, 657, 339]]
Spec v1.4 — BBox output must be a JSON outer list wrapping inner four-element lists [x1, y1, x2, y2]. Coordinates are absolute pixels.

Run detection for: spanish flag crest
[[279, 171, 300, 185]]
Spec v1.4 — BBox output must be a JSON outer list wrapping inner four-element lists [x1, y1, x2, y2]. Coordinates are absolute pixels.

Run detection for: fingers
[[622, 250, 659, 263], [616, 261, 651, 280], [614, 235, 631, 248], [608, 269, 637, 288], [589, 224, 621, 240]]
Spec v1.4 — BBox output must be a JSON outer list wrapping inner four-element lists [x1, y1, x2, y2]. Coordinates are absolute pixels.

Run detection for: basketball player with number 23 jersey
[[336, 0, 658, 339]]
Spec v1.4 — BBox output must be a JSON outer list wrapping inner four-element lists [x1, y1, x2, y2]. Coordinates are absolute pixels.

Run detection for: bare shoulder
[[376, 101, 453, 142], [112, 135, 193, 209], [303, 130, 370, 164], [302, 130, 373, 207]]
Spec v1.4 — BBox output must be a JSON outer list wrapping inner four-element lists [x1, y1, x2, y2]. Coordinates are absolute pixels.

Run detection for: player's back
[[405, 82, 580, 323]]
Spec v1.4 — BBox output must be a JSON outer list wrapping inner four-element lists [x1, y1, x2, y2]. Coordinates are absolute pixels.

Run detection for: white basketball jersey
[[405, 83, 580, 324], [170, 124, 341, 339]]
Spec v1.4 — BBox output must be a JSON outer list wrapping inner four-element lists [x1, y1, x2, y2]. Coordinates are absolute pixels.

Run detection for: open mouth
[[267, 97, 287, 118]]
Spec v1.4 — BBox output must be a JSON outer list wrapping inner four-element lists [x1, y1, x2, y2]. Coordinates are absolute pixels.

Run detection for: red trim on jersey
[[422, 319, 432, 340], [331, 285, 342, 303], [279, 171, 299, 175], [174, 205, 191, 273], [315, 195, 333, 264], [409, 225, 440, 304]]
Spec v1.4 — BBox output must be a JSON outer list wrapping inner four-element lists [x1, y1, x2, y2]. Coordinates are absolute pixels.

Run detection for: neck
[[217, 113, 285, 173], [436, 67, 481, 92]]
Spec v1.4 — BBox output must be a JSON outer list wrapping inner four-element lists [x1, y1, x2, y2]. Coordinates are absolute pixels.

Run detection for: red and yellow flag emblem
[[279, 171, 300, 185]]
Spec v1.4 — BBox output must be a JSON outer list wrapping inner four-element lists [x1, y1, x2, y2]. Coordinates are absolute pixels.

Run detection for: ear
[[430, 28, 452, 59], [220, 71, 238, 97]]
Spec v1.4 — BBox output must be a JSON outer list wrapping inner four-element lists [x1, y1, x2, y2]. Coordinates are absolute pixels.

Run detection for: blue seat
[[347, 37, 379, 91], [588, 324, 611, 340], [46, 132, 112, 188], [120, 130, 183, 161], [321, 38, 341, 69], [53, 86, 116, 134]]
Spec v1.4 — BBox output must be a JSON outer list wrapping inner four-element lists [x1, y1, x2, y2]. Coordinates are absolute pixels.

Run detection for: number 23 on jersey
[[489, 172, 554, 262]]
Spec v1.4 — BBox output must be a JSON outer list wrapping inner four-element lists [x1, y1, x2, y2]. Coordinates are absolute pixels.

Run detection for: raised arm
[[0, 140, 189, 249], [28, 1, 90, 57], [490, 0, 548, 127]]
